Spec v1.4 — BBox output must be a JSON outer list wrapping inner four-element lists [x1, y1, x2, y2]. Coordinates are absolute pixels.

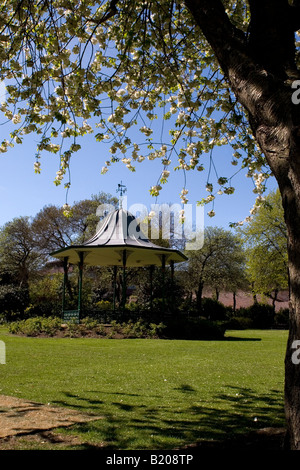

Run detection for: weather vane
[[117, 181, 127, 208]]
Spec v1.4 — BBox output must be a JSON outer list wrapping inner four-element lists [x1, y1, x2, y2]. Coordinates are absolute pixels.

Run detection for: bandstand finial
[[117, 181, 127, 207]]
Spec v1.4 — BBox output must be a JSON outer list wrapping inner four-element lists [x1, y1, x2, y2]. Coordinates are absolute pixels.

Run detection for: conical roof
[[51, 208, 187, 267]]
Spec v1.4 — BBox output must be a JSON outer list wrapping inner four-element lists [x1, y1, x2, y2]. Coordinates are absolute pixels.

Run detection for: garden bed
[[7, 316, 226, 340], [7, 317, 167, 339]]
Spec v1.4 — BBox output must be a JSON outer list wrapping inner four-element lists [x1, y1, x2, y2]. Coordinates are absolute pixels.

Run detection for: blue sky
[[0, 126, 278, 230]]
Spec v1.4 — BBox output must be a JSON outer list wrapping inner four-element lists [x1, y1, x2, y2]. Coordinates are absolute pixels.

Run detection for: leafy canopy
[[240, 189, 288, 295], [186, 226, 246, 293], [0, 1, 270, 212]]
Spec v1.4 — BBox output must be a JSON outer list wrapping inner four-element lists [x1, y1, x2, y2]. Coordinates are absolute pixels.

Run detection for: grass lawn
[[0, 327, 288, 450]]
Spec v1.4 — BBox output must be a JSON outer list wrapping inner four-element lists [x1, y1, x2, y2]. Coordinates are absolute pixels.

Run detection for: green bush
[[124, 302, 140, 312], [149, 322, 166, 338], [0, 284, 29, 320], [225, 316, 254, 330], [95, 300, 112, 310], [7, 320, 22, 335], [237, 303, 275, 329], [8, 316, 62, 337], [121, 319, 146, 338], [274, 308, 289, 329], [81, 318, 106, 335], [163, 316, 226, 340], [120, 319, 165, 338], [22, 318, 43, 336], [201, 298, 228, 321], [63, 320, 84, 338], [29, 275, 62, 317], [81, 316, 100, 330]]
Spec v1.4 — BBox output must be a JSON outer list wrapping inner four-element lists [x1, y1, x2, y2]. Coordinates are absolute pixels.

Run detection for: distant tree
[[241, 189, 288, 310], [31, 191, 118, 304], [32, 191, 118, 254], [0, 216, 43, 288], [185, 227, 246, 312], [32, 205, 74, 254], [0, 216, 43, 318], [219, 248, 249, 314], [68, 191, 119, 243], [134, 265, 184, 315]]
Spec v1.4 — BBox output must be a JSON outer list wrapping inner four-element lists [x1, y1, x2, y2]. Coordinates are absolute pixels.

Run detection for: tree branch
[[185, 0, 297, 80], [183, 0, 246, 77], [247, 0, 296, 78], [289, 0, 300, 31], [183, 0, 297, 182], [87, 0, 120, 25]]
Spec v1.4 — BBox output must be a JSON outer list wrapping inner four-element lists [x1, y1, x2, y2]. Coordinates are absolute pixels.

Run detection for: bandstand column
[[62, 256, 69, 314], [122, 249, 127, 313], [170, 260, 175, 309], [113, 265, 117, 312], [149, 264, 154, 314], [78, 251, 84, 319], [161, 254, 166, 313]]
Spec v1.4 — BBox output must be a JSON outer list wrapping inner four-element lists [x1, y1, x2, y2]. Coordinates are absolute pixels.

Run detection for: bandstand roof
[[50, 208, 187, 267]]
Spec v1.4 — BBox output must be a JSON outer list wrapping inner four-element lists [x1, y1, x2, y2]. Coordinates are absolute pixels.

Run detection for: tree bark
[[196, 280, 204, 313], [184, 0, 300, 449], [272, 288, 279, 312], [281, 178, 300, 449], [215, 288, 219, 301], [251, 282, 258, 305]]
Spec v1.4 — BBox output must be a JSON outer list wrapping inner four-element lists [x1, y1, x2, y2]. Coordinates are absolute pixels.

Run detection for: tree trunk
[[196, 280, 204, 313], [215, 288, 219, 301], [272, 288, 279, 312], [183, 0, 300, 449], [280, 181, 300, 449], [233, 291, 236, 314]]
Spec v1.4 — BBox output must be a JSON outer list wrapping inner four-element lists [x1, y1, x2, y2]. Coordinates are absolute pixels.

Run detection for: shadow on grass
[[224, 336, 262, 341], [52, 384, 285, 450]]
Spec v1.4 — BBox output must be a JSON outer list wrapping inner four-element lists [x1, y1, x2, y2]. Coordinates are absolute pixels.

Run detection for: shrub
[[8, 321, 22, 335], [11, 317, 42, 336], [149, 322, 166, 338], [225, 316, 254, 330], [119, 319, 166, 338], [106, 320, 120, 337], [122, 319, 145, 338], [8, 316, 62, 337], [95, 300, 112, 310], [64, 320, 83, 338], [237, 303, 275, 329], [201, 298, 228, 321], [274, 308, 289, 329], [124, 302, 140, 312], [0, 284, 29, 320], [163, 316, 226, 340], [29, 275, 62, 317], [81, 316, 99, 330], [42, 317, 62, 336], [121, 319, 152, 338]]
